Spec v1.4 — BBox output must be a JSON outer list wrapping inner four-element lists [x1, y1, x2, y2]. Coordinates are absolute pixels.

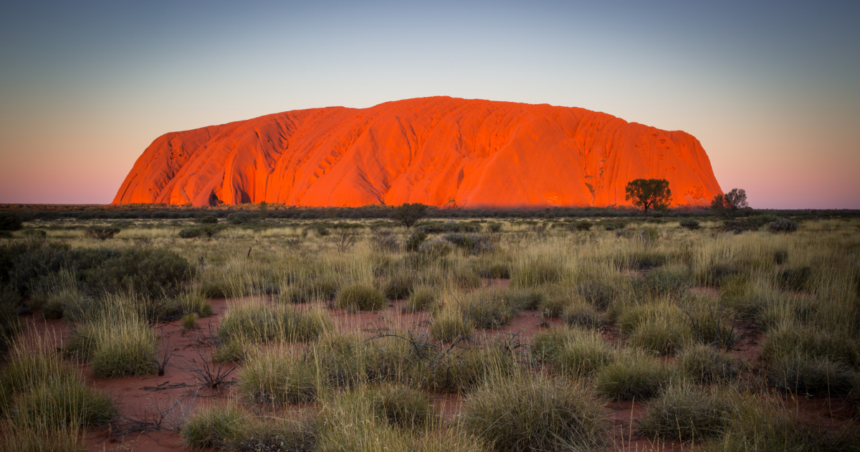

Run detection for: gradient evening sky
[[1, 1, 858, 208]]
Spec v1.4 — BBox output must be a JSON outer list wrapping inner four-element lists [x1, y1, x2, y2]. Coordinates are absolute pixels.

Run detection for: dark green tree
[[391, 203, 428, 229], [625, 179, 672, 216], [710, 188, 748, 219]]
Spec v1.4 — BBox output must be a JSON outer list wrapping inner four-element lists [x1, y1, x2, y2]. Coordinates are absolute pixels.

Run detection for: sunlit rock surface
[[113, 97, 721, 208]]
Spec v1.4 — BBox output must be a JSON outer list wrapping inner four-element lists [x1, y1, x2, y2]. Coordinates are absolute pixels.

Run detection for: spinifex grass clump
[[677, 344, 738, 384], [238, 350, 317, 405], [595, 349, 672, 401], [218, 302, 332, 345], [181, 313, 199, 331], [335, 284, 387, 311], [382, 271, 414, 300], [315, 388, 414, 451], [617, 300, 692, 356], [458, 289, 516, 329], [404, 285, 437, 312], [461, 373, 609, 452], [430, 305, 472, 343], [281, 275, 341, 303], [510, 258, 566, 288], [503, 288, 545, 311], [419, 342, 518, 395], [767, 353, 857, 396], [701, 392, 860, 451], [534, 327, 615, 379], [561, 301, 604, 329], [182, 403, 249, 449], [370, 384, 435, 430], [65, 294, 158, 378], [0, 344, 115, 450], [636, 383, 732, 441], [229, 417, 318, 452]]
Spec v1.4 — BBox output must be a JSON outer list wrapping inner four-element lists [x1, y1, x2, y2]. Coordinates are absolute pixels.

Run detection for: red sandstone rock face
[[113, 97, 722, 208]]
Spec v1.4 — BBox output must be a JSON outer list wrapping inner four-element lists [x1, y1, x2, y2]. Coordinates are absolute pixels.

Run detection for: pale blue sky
[[1, 1, 858, 207]]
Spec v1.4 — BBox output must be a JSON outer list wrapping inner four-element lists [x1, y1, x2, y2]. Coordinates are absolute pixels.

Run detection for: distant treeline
[[1, 203, 858, 221]]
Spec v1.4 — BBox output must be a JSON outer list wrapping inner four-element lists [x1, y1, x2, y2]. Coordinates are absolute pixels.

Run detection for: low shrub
[[418, 239, 453, 258], [574, 220, 593, 231], [335, 284, 387, 311], [226, 211, 260, 225], [383, 272, 413, 300], [442, 233, 495, 255], [768, 219, 799, 233], [82, 248, 195, 299], [372, 229, 401, 253], [619, 251, 668, 271], [636, 384, 731, 441], [595, 350, 671, 401], [777, 266, 812, 292], [677, 344, 738, 384], [0, 213, 23, 231], [371, 384, 434, 429], [679, 220, 700, 230], [461, 374, 609, 452], [739, 214, 780, 231], [179, 225, 222, 239], [773, 249, 788, 265], [83, 226, 119, 240], [702, 264, 740, 287], [406, 229, 428, 252], [0, 286, 20, 356]]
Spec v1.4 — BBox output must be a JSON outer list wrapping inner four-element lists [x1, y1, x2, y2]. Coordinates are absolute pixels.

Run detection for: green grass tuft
[[461, 373, 609, 452], [335, 284, 387, 311]]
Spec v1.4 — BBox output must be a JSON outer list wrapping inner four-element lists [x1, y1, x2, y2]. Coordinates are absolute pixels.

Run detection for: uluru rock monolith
[[113, 97, 721, 208]]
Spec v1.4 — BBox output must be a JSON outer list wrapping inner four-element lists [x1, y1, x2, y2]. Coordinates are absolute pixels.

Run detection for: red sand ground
[[113, 97, 722, 209], [14, 283, 856, 451]]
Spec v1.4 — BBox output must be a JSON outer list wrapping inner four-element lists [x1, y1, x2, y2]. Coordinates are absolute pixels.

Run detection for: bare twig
[[176, 345, 237, 390]]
